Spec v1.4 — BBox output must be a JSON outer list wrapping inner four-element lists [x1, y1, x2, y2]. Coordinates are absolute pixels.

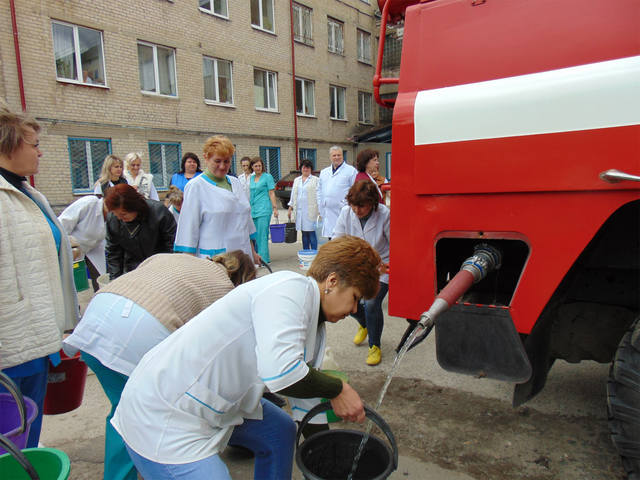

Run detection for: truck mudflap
[[436, 304, 531, 383]]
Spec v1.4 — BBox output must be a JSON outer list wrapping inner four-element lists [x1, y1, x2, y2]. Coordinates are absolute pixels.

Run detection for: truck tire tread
[[607, 318, 640, 480]]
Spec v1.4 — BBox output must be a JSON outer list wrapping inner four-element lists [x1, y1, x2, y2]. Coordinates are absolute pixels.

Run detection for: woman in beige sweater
[[63, 252, 255, 480]]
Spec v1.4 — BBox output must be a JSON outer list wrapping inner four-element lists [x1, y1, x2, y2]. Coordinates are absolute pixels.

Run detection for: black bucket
[[295, 403, 398, 480], [285, 222, 297, 243]]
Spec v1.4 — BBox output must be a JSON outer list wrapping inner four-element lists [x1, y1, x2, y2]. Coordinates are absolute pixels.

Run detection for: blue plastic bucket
[[0, 393, 38, 455], [270, 224, 286, 243]]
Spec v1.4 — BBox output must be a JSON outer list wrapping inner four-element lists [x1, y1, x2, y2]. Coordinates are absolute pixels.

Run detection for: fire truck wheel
[[607, 317, 640, 480]]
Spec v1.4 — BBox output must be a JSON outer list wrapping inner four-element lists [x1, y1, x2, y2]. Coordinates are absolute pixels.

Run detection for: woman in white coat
[[333, 180, 390, 366], [58, 195, 107, 291], [111, 236, 381, 480], [123, 152, 159, 200], [64, 251, 256, 480], [174, 135, 260, 263], [287, 159, 319, 250]]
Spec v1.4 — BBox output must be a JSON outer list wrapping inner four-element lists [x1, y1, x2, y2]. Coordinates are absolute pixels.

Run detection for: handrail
[[373, 0, 399, 109]]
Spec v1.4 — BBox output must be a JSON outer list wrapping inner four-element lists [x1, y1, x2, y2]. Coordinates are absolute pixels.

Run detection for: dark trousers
[[352, 282, 389, 348], [301, 231, 317, 250]]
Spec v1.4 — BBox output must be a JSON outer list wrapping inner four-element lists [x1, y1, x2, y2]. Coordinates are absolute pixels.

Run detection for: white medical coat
[[333, 204, 390, 284], [174, 174, 256, 258], [316, 162, 357, 237], [57, 195, 106, 274], [111, 271, 326, 464]]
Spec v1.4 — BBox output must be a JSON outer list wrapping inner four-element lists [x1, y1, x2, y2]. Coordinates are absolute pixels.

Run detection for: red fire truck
[[374, 0, 639, 476]]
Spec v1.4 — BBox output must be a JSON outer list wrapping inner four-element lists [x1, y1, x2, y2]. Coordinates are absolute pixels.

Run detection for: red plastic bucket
[[0, 393, 37, 455], [43, 350, 87, 415]]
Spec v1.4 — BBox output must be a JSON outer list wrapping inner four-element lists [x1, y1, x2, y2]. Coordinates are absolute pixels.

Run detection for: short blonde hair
[[123, 152, 143, 170], [0, 106, 40, 156], [307, 236, 381, 299], [203, 135, 235, 159]]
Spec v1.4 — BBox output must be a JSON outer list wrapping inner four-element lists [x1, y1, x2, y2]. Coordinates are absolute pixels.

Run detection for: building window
[[254, 68, 278, 111], [293, 3, 313, 45], [251, 0, 274, 33], [52, 21, 106, 86], [357, 29, 372, 64], [295, 78, 315, 116], [199, 0, 228, 17], [68, 138, 112, 193], [299, 148, 316, 169], [229, 149, 237, 176], [259, 146, 281, 181], [137, 41, 177, 96], [379, 92, 397, 124], [149, 142, 181, 190], [358, 91, 373, 124], [385, 152, 391, 180], [203, 57, 233, 105], [329, 85, 346, 120], [327, 18, 344, 54]]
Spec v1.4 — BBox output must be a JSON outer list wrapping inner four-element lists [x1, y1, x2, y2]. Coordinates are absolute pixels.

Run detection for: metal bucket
[[296, 403, 398, 480]]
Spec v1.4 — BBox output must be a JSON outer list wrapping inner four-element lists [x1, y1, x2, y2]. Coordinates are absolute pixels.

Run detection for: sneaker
[[353, 326, 368, 345], [366, 345, 381, 366]]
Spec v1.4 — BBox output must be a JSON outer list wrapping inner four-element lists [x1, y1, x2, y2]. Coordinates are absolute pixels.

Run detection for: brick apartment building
[[0, 0, 391, 208]]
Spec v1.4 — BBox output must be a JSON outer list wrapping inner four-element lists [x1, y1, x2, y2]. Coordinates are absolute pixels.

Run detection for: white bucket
[[96, 274, 110, 290], [297, 249, 317, 271]]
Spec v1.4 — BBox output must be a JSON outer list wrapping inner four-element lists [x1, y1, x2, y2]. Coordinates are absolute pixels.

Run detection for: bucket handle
[[0, 433, 40, 480], [296, 402, 398, 470], [0, 371, 28, 436]]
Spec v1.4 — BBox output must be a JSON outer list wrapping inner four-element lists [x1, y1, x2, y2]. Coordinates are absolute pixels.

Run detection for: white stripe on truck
[[414, 55, 640, 146]]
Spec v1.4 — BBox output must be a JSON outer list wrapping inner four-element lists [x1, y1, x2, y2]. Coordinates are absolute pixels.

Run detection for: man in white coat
[[316, 146, 357, 238]]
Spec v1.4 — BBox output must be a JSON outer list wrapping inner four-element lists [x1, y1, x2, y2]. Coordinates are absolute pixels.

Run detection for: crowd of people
[[0, 103, 395, 480]]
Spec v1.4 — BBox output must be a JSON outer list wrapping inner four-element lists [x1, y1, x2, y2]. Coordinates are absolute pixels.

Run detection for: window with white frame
[[203, 56, 233, 105], [137, 41, 177, 96], [358, 91, 373, 124], [68, 138, 112, 193], [327, 18, 344, 54], [254, 68, 278, 111], [329, 85, 346, 120], [251, 0, 275, 33], [52, 21, 106, 86], [293, 3, 312, 45], [299, 148, 316, 169], [357, 29, 372, 64], [199, 0, 228, 17], [295, 78, 315, 116], [149, 142, 181, 190], [259, 146, 281, 181]]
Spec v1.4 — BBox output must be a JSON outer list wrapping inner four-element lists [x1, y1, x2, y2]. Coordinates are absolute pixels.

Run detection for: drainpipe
[[10, 0, 34, 186], [289, 0, 299, 170]]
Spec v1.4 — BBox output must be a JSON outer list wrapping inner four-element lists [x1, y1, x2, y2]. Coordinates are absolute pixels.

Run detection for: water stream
[[346, 321, 430, 480]]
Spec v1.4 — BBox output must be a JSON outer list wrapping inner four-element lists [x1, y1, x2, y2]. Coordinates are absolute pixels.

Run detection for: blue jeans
[[301, 231, 317, 250], [81, 353, 138, 480], [352, 282, 389, 348], [125, 399, 296, 479]]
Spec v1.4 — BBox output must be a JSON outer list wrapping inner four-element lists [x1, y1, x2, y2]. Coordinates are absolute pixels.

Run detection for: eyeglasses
[[23, 139, 40, 149]]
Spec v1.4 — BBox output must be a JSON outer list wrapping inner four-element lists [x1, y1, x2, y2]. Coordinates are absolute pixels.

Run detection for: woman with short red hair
[[104, 184, 176, 279], [174, 135, 260, 263]]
